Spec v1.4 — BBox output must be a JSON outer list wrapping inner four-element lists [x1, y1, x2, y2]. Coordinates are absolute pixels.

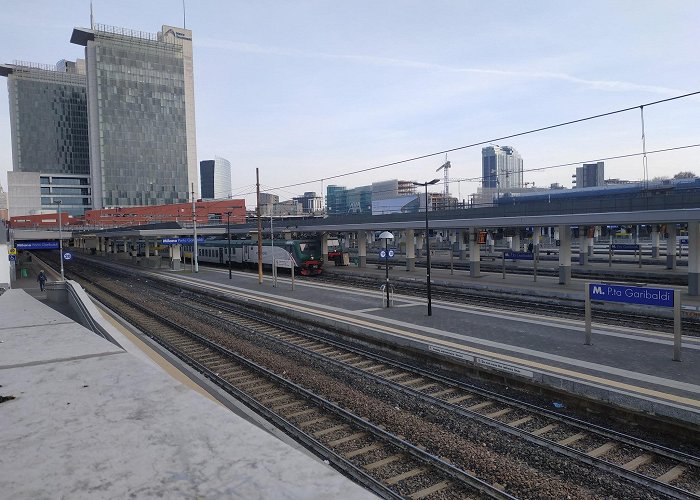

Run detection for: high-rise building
[[481, 145, 523, 190], [200, 157, 232, 200], [1, 60, 92, 216], [573, 162, 605, 188], [0, 184, 8, 220], [71, 23, 198, 208], [293, 192, 323, 214]]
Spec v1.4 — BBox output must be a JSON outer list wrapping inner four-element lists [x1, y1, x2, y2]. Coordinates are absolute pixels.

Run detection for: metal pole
[[271, 213, 276, 287], [57, 201, 64, 280], [256, 168, 263, 284], [502, 252, 506, 279], [533, 254, 537, 282], [584, 282, 592, 345], [425, 184, 432, 316], [192, 183, 198, 273], [638, 245, 642, 268], [673, 289, 682, 361], [227, 211, 232, 279], [385, 237, 390, 308]]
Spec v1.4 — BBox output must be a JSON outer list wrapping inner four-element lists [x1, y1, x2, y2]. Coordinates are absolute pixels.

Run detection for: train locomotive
[[184, 238, 323, 276]]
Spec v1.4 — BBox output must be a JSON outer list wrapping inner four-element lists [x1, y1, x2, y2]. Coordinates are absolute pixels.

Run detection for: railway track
[[162, 285, 700, 500], [68, 266, 513, 499], [55, 255, 700, 499]]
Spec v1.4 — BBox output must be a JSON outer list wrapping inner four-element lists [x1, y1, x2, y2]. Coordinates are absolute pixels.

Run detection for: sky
[[1, 0, 699, 208]]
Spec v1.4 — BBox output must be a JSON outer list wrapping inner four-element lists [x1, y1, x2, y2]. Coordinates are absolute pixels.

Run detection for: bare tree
[[674, 171, 697, 179]]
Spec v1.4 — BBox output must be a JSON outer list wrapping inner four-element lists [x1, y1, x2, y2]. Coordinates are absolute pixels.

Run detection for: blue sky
[[1, 1, 699, 207]]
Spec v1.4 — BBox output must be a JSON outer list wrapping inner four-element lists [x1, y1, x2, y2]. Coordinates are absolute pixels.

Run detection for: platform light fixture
[[412, 178, 440, 316], [378, 231, 394, 308]]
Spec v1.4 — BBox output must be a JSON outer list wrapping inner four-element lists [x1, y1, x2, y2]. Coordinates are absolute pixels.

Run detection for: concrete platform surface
[[0, 290, 374, 499]]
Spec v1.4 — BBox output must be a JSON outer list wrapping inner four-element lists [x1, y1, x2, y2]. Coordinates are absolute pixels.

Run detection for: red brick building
[[84, 200, 247, 227], [10, 199, 246, 229]]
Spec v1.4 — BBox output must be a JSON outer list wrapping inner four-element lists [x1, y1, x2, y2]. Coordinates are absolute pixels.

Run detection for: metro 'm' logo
[[592, 286, 603, 295]]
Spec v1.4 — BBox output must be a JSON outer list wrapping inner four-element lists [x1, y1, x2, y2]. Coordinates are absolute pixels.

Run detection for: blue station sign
[[504, 251, 534, 260], [588, 283, 674, 308], [15, 241, 60, 250], [161, 237, 205, 245], [610, 243, 640, 251]]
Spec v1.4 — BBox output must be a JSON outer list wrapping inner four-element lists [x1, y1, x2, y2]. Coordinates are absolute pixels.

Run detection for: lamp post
[[378, 231, 394, 308], [226, 211, 232, 279], [413, 179, 440, 316], [191, 183, 199, 273], [55, 200, 65, 280]]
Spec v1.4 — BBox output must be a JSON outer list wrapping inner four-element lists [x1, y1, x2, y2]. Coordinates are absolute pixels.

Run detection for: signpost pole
[[609, 244, 612, 267], [291, 263, 295, 290], [502, 252, 506, 279], [533, 254, 538, 282], [638, 245, 642, 269], [584, 282, 592, 345], [673, 289, 682, 361]]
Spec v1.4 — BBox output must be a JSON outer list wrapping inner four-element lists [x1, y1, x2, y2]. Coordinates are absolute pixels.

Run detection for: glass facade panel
[[91, 35, 189, 207], [9, 73, 89, 175]]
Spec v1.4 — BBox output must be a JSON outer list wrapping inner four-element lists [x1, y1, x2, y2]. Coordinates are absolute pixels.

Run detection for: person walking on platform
[[37, 270, 47, 292]]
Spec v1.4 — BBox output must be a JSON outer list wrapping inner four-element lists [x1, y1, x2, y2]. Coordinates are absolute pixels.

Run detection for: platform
[[0, 289, 374, 499], [127, 258, 700, 427]]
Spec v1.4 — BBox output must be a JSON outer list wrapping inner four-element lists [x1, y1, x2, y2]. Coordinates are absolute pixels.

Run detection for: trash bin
[[20, 268, 28, 278]]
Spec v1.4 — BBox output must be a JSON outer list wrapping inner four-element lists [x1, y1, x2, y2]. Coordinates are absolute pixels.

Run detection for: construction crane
[[436, 157, 451, 206]]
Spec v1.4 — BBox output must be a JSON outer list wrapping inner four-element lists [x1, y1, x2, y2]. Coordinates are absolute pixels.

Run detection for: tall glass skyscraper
[[71, 24, 198, 208], [0, 60, 92, 216], [481, 145, 523, 190], [199, 157, 232, 200]]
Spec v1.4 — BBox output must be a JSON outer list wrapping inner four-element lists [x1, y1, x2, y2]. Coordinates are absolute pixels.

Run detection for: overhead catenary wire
[[234, 142, 700, 202], [258, 90, 700, 194]]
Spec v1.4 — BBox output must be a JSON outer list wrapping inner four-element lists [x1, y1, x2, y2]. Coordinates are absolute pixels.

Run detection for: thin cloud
[[195, 37, 683, 96]]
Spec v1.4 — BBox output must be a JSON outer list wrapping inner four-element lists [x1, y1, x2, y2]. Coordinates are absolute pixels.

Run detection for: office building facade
[[1, 60, 92, 216], [200, 157, 232, 200], [574, 162, 605, 188], [482, 145, 523, 190], [71, 23, 198, 209]]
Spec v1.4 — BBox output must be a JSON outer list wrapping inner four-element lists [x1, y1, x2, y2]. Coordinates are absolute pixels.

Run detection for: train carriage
[[183, 238, 323, 275]]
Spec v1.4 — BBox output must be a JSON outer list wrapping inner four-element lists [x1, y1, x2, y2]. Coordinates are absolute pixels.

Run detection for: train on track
[[183, 238, 323, 275]]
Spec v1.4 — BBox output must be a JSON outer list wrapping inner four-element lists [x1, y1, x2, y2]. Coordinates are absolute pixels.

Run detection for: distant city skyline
[[1, 1, 699, 209]]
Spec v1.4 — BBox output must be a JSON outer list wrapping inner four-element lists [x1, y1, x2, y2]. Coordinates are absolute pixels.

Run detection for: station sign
[[588, 283, 674, 308], [15, 241, 60, 250], [275, 259, 293, 269], [63, 252, 72, 261], [161, 237, 205, 245], [610, 243, 640, 251], [503, 251, 534, 260], [379, 248, 396, 259], [678, 237, 689, 245]]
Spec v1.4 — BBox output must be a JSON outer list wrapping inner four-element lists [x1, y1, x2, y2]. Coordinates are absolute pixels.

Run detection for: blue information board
[[379, 248, 396, 259], [15, 241, 60, 250], [588, 283, 674, 308], [610, 243, 640, 251], [504, 251, 534, 260], [161, 237, 205, 245]]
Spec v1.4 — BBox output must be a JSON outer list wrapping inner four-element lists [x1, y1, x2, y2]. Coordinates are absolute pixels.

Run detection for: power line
[[261, 90, 700, 193], [233, 142, 700, 201], [451, 143, 700, 183]]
